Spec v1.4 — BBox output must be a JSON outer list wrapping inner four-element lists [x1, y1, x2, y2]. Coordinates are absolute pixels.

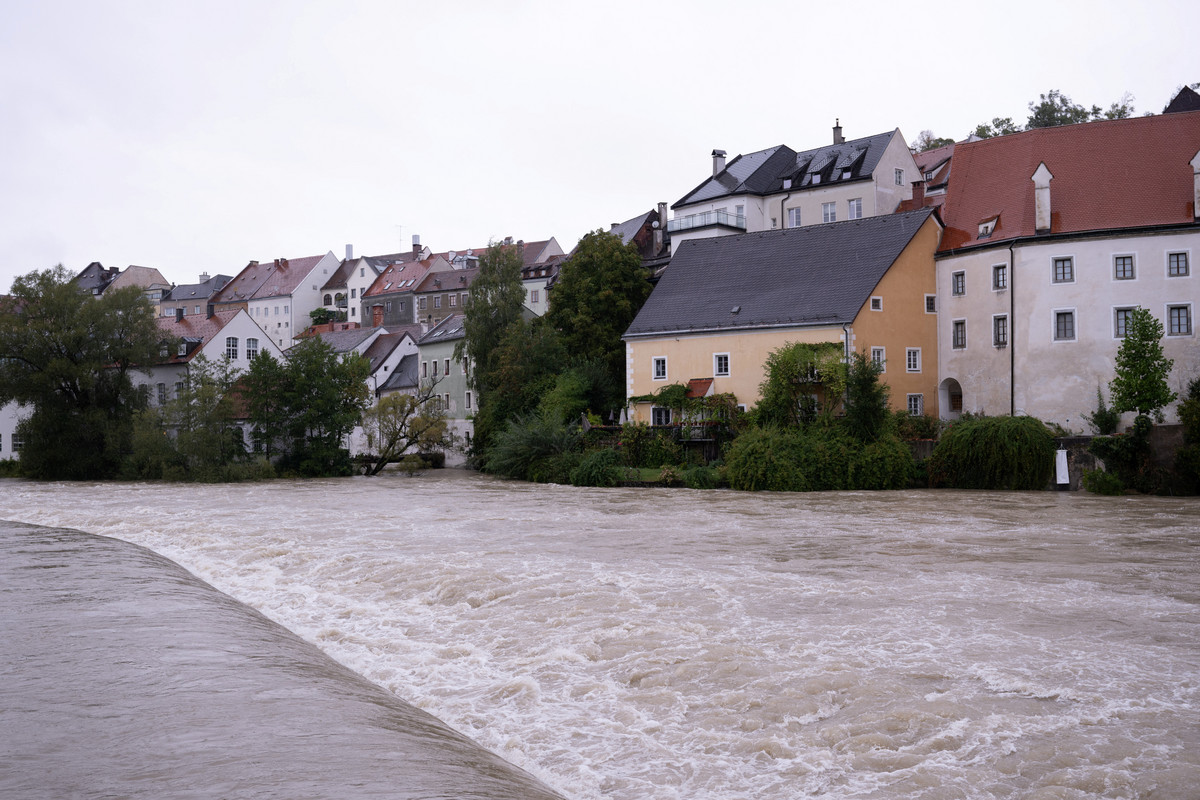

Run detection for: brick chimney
[[1032, 162, 1053, 233], [833, 119, 844, 144], [911, 180, 926, 207], [712, 149, 726, 176]]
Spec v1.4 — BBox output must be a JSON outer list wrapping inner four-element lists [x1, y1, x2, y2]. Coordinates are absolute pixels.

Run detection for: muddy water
[[3, 473, 1198, 799]]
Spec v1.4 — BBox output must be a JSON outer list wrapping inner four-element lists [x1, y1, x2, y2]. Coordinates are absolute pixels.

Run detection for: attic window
[[978, 216, 998, 239], [925, 171, 934, 181], [811, 174, 821, 185], [783, 178, 793, 190], [842, 169, 852, 179]]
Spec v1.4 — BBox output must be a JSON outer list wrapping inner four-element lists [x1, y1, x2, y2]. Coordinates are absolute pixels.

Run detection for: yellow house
[[623, 207, 942, 422]]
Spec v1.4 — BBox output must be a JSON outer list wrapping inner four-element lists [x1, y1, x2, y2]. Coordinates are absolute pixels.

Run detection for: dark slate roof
[[419, 313, 465, 345], [674, 130, 899, 208], [164, 274, 233, 303], [624, 208, 937, 338], [295, 326, 376, 354], [609, 211, 651, 245], [1164, 86, 1200, 114], [378, 353, 420, 393]]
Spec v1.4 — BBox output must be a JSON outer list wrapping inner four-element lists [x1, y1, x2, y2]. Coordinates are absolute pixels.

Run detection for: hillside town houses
[[2, 106, 1199, 466]]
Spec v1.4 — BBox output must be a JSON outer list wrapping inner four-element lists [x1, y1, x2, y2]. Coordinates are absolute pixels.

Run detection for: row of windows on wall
[[784, 197, 865, 228], [224, 337, 259, 361], [950, 252, 1190, 297], [949, 304, 1193, 350], [420, 358, 458, 378], [419, 293, 469, 311], [253, 305, 289, 316], [652, 354, 731, 381], [162, 305, 204, 316], [869, 347, 923, 373]]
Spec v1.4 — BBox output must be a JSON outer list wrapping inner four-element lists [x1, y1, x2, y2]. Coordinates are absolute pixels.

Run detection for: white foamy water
[[4, 472, 1199, 799]]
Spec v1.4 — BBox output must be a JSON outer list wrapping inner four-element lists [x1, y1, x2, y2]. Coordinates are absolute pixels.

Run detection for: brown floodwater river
[[2, 472, 1197, 799]]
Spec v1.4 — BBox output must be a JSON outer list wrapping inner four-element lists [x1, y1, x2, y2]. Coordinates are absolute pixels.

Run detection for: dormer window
[[842, 169, 852, 179], [978, 216, 998, 239], [178, 342, 187, 356], [811, 174, 820, 185], [782, 178, 792, 190]]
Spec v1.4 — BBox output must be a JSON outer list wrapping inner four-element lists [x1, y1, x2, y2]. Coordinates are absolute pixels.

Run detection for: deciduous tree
[[360, 380, 452, 475], [0, 265, 161, 479]]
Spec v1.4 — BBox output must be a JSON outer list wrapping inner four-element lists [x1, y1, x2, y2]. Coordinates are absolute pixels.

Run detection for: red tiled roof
[[939, 112, 1200, 252], [212, 255, 328, 303], [687, 378, 714, 398], [912, 142, 954, 174], [154, 310, 240, 363], [362, 258, 439, 298], [414, 267, 478, 294]]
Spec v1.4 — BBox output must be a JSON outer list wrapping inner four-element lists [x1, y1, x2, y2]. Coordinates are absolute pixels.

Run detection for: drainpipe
[[1008, 240, 1017, 416], [780, 191, 793, 229]]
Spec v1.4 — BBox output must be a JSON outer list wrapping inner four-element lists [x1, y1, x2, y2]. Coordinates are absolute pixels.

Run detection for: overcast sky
[[2, 0, 1196, 292]]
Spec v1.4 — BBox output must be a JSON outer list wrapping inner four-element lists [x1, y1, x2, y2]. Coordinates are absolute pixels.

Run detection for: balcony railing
[[666, 210, 746, 233]]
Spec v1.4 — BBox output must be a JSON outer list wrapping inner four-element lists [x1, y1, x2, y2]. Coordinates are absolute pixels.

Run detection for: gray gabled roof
[[624, 208, 937, 338], [674, 130, 899, 208], [378, 353, 420, 393]]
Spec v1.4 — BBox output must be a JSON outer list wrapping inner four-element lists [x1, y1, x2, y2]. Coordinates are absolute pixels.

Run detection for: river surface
[[2, 472, 1199, 799]]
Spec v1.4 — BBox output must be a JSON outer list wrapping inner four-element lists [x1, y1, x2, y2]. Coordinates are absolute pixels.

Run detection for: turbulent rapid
[[3, 472, 1198, 799]]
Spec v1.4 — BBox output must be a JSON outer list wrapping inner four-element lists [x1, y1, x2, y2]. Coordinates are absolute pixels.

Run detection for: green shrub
[[0, 458, 21, 478], [485, 414, 581, 481], [893, 411, 943, 440], [658, 464, 684, 486], [1082, 468, 1124, 495], [726, 426, 913, 492], [530, 451, 583, 484], [683, 465, 720, 489], [570, 448, 623, 487], [928, 415, 1055, 490], [1083, 386, 1121, 435]]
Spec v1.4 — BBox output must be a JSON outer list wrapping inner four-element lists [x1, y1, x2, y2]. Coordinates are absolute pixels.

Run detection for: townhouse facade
[[211, 252, 341, 350], [624, 208, 942, 423], [935, 111, 1200, 429], [417, 314, 473, 448], [668, 124, 919, 253]]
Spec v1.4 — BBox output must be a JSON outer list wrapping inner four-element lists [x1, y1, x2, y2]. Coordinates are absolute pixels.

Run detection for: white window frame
[[992, 314, 1009, 348], [1166, 303, 1193, 336], [1113, 306, 1134, 339], [952, 319, 967, 349], [246, 338, 259, 360], [1167, 251, 1190, 278], [924, 294, 937, 314], [869, 296, 883, 312], [225, 336, 238, 360], [1052, 256, 1075, 284], [895, 168, 904, 186], [951, 271, 965, 296], [652, 356, 667, 381], [787, 207, 801, 228], [871, 346, 886, 373], [1113, 253, 1136, 281], [847, 198, 863, 220], [822, 202, 836, 223], [907, 393, 923, 416], [713, 352, 730, 377], [992, 263, 1008, 291], [1053, 308, 1077, 342], [651, 406, 672, 426], [906, 347, 921, 372]]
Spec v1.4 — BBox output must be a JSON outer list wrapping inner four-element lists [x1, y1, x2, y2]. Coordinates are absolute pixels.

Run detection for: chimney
[[175, 307, 184, 323], [273, 258, 280, 267], [346, 244, 354, 260], [412, 234, 421, 257], [517, 239, 525, 259], [911, 180, 926, 207], [712, 149, 727, 176], [1032, 162, 1054, 233], [833, 119, 844, 144], [372, 304, 384, 327], [1192, 150, 1200, 220], [654, 201, 667, 254], [504, 236, 514, 246], [199, 272, 209, 283]]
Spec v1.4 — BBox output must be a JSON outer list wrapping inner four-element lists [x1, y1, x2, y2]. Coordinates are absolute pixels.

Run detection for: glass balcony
[[666, 210, 747, 233]]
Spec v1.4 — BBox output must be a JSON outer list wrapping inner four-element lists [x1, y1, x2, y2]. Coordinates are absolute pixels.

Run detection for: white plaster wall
[[938, 229, 1199, 430], [0, 400, 31, 460]]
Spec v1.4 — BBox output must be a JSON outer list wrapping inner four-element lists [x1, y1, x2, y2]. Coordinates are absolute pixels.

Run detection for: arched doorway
[[939, 378, 963, 420]]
